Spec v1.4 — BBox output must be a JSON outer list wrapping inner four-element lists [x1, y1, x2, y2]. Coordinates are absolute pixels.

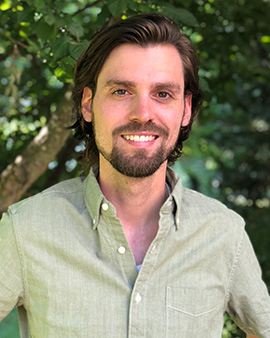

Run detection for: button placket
[[151, 244, 157, 254], [135, 293, 142, 303], [118, 246, 126, 254], [101, 203, 109, 211]]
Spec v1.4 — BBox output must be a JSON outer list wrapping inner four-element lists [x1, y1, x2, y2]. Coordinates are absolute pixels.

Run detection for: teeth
[[123, 135, 156, 142]]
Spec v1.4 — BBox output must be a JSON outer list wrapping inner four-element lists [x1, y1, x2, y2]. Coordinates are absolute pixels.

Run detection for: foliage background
[[0, 0, 269, 336]]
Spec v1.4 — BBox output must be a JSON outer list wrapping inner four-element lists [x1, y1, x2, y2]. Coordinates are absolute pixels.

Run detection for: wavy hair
[[71, 13, 202, 170]]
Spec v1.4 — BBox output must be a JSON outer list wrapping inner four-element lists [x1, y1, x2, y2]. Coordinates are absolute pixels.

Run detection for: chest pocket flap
[[166, 286, 223, 337]]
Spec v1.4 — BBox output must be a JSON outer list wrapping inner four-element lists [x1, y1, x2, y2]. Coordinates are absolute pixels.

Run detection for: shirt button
[[102, 203, 109, 211], [93, 218, 96, 224], [135, 293, 142, 303], [151, 245, 156, 253], [118, 246, 126, 254]]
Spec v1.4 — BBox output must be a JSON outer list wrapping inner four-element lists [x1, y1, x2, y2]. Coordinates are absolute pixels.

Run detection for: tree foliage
[[0, 0, 269, 336]]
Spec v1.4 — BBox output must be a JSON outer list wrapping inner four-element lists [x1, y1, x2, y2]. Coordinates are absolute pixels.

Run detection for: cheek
[[92, 113, 116, 150], [171, 126, 181, 144], [93, 98, 122, 125], [166, 120, 182, 146], [166, 115, 182, 136]]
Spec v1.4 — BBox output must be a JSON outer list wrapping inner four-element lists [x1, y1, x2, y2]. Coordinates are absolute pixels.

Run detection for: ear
[[182, 94, 192, 127], [81, 87, 93, 122]]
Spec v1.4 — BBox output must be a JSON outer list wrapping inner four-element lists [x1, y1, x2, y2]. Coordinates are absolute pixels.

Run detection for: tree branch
[[0, 29, 28, 49], [43, 137, 80, 189], [0, 89, 74, 215]]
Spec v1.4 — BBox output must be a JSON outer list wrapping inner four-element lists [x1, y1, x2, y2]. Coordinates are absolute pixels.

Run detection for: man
[[0, 13, 269, 338]]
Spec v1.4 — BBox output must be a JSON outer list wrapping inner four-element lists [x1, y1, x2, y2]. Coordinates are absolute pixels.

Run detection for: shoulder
[[183, 187, 242, 216], [180, 186, 245, 233], [8, 177, 85, 217], [168, 166, 245, 232]]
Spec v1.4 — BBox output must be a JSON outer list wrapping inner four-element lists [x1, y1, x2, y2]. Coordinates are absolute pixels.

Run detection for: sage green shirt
[[0, 166, 270, 337]]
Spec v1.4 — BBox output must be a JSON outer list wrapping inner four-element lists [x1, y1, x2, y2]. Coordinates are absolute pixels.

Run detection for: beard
[[100, 143, 174, 178], [93, 119, 177, 178]]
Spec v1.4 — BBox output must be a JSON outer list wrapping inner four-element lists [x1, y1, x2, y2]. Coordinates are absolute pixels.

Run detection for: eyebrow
[[105, 78, 182, 93], [105, 79, 136, 89], [153, 82, 181, 93]]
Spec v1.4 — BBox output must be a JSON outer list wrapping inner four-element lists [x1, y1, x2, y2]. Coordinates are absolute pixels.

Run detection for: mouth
[[122, 134, 158, 142]]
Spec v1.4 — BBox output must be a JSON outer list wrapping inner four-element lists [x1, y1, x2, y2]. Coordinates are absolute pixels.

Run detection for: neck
[[98, 159, 168, 225], [98, 159, 169, 265]]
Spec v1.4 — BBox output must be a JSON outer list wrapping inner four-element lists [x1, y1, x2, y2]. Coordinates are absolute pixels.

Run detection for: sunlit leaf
[[0, 0, 12, 11]]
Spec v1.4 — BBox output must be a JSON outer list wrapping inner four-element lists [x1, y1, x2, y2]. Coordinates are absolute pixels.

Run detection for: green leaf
[[69, 23, 84, 40], [68, 22, 84, 39], [160, 4, 198, 27], [95, 5, 111, 27], [54, 67, 65, 78], [0, 0, 12, 11], [175, 8, 198, 27], [0, 14, 9, 25], [55, 0, 69, 14], [127, 1, 153, 14], [261, 35, 270, 44], [54, 57, 75, 82], [181, 0, 194, 6], [33, 0, 46, 11], [60, 56, 76, 67], [44, 13, 56, 25], [69, 42, 88, 60], [57, 14, 72, 27], [51, 36, 70, 60], [35, 20, 56, 41], [108, 0, 128, 16], [17, 7, 34, 23], [23, 0, 33, 6], [26, 39, 40, 53]]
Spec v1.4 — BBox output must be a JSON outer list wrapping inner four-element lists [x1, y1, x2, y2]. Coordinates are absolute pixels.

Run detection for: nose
[[128, 94, 154, 123]]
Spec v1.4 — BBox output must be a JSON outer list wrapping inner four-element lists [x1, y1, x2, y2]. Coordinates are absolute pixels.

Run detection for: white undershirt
[[136, 264, 142, 272]]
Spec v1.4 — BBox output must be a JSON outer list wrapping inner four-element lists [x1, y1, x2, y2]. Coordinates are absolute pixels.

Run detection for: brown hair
[[72, 13, 202, 169]]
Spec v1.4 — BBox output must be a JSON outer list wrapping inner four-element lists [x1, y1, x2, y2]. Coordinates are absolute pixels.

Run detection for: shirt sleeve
[[0, 211, 24, 321], [226, 229, 270, 337]]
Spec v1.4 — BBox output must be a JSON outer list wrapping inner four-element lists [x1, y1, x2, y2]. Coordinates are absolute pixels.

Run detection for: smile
[[122, 135, 157, 142]]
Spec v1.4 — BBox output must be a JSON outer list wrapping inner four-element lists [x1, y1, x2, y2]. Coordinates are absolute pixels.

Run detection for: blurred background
[[0, 0, 269, 336]]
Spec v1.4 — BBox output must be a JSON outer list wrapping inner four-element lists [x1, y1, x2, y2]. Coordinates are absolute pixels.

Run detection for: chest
[[22, 216, 230, 338], [122, 221, 159, 265]]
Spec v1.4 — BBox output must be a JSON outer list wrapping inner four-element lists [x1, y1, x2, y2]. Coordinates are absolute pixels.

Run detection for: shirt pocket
[[166, 286, 219, 338]]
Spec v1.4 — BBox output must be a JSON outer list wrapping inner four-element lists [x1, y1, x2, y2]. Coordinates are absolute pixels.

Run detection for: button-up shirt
[[1, 166, 270, 337]]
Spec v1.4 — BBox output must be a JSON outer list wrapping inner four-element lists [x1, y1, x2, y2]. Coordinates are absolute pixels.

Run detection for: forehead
[[96, 44, 184, 88]]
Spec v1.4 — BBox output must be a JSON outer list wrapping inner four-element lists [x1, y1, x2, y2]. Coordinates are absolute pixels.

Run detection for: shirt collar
[[83, 164, 106, 230], [165, 166, 183, 230], [83, 165, 183, 230]]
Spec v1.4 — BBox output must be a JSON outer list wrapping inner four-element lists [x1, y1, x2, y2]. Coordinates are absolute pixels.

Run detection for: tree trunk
[[0, 90, 73, 216]]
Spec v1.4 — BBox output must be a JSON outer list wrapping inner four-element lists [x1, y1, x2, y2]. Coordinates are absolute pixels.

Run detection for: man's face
[[82, 44, 192, 178]]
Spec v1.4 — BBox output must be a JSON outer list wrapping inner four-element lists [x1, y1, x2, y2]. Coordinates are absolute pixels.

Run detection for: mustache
[[112, 121, 169, 138]]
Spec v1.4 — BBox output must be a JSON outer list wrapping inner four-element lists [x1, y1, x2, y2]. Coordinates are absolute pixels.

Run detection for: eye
[[113, 89, 128, 96], [157, 91, 171, 99]]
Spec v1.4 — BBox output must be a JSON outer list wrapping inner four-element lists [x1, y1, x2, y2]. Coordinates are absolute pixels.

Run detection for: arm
[[226, 230, 270, 337], [0, 211, 24, 321]]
